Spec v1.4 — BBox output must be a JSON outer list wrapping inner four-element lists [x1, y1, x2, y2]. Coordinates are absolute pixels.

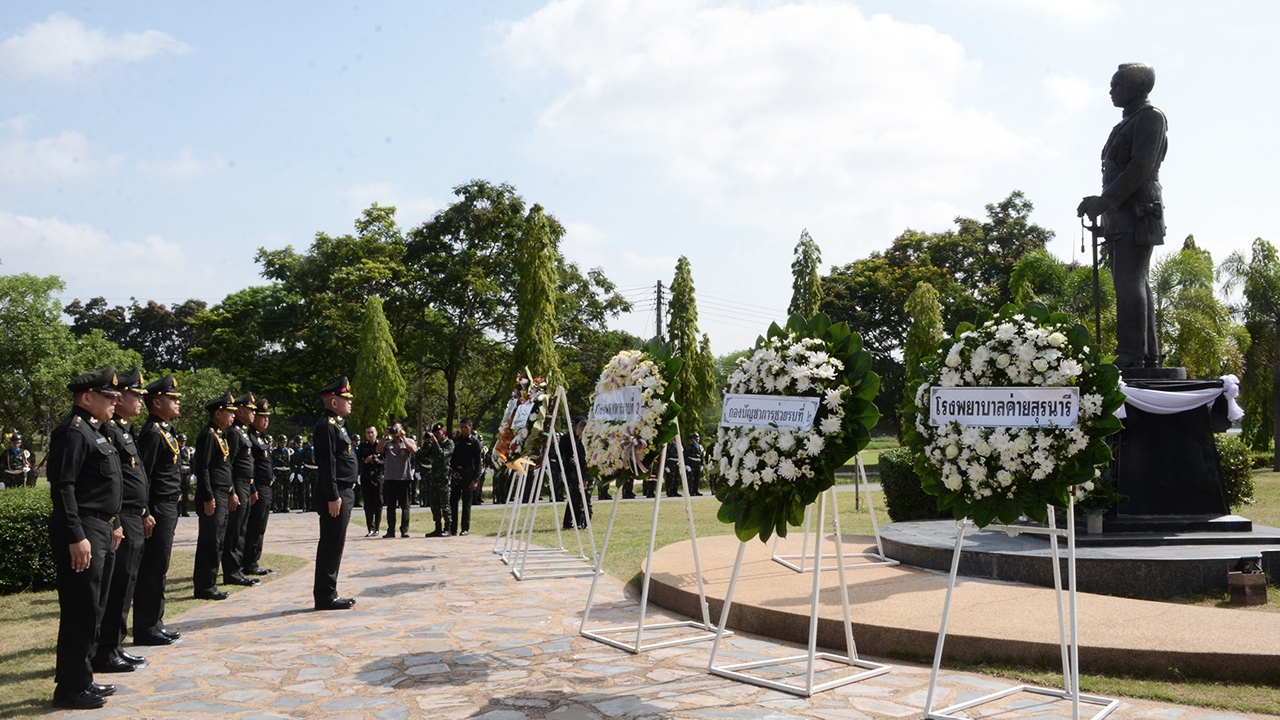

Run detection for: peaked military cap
[[234, 392, 256, 408], [144, 373, 181, 397], [253, 397, 272, 415], [276, 433, 288, 442], [9, 433, 20, 443], [68, 367, 121, 396], [318, 376, 354, 399], [115, 367, 148, 394], [294, 435, 305, 443], [205, 393, 238, 412]]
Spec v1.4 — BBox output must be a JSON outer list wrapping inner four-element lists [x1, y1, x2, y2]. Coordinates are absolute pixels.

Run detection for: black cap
[[9, 433, 20, 443], [205, 393, 237, 412], [115, 367, 147, 395], [276, 434, 288, 442], [294, 435, 304, 443], [318, 377, 353, 399], [68, 367, 121, 396], [144, 373, 181, 397], [254, 398, 272, 415], [176, 433, 187, 441], [234, 392, 256, 408]]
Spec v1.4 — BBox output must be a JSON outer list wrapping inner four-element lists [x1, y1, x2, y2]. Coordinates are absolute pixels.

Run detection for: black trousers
[[562, 477, 590, 529], [194, 488, 230, 594], [221, 483, 251, 580], [449, 478, 473, 534], [96, 511, 145, 660], [313, 485, 354, 604], [471, 471, 486, 505], [384, 480, 411, 534], [52, 515, 114, 696], [133, 498, 178, 636], [243, 484, 272, 570], [361, 479, 382, 532]]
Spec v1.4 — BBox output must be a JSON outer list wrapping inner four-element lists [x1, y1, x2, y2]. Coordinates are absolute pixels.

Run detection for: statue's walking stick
[[1081, 216, 1104, 346]]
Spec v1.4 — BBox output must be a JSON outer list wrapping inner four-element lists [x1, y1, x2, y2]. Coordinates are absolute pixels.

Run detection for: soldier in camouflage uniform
[[419, 423, 453, 537]]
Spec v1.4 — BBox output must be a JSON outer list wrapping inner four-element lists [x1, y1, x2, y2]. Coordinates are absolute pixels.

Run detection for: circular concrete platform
[[645, 533, 1280, 684], [879, 519, 1280, 599]]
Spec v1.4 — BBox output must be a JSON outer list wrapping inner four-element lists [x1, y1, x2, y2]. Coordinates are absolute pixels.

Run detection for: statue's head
[[1110, 63, 1155, 107]]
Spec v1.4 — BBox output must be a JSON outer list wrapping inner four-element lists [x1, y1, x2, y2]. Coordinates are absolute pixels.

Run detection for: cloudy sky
[[2, 1, 1278, 353]]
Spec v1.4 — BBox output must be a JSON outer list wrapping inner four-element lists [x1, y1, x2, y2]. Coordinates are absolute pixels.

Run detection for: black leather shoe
[[400, 532, 409, 538], [88, 682, 116, 697], [425, 529, 444, 537], [194, 589, 229, 600], [314, 597, 356, 611], [92, 656, 136, 673], [225, 575, 260, 586], [245, 566, 274, 575], [160, 628, 182, 640], [53, 689, 107, 709], [134, 631, 175, 646], [117, 649, 148, 666], [459, 530, 468, 536], [383, 532, 395, 538]]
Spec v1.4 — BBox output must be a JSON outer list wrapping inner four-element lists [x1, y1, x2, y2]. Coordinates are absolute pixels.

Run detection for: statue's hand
[[1077, 196, 1110, 220]]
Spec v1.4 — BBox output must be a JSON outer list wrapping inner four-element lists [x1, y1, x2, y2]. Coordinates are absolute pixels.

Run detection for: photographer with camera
[[378, 422, 416, 538]]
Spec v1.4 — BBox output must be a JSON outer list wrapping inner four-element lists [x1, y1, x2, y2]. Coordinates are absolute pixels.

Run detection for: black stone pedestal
[[1113, 376, 1230, 522]]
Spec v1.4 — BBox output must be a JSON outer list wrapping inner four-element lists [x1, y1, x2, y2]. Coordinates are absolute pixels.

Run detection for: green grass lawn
[[0, 550, 305, 719]]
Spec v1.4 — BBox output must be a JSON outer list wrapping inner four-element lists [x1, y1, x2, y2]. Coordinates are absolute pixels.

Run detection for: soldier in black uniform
[[4, 432, 30, 488], [450, 418, 482, 536], [271, 434, 293, 513], [685, 433, 704, 496], [663, 439, 681, 497], [357, 426, 383, 536], [559, 417, 590, 530], [221, 393, 259, 587], [133, 373, 184, 646], [177, 434, 193, 516], [313, 377, 357, 610], [193, 394, 236, 601], [48, 367, 124, 710], [94, 368, 152, 674], [243, 397, 276, 576]]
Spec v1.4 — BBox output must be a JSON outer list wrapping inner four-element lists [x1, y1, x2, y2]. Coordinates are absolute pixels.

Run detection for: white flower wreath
[[583, 341, 682, 485]]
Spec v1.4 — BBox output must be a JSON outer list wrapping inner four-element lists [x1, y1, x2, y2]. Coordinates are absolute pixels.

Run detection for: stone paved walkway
[[49, 511, 1267, 720]]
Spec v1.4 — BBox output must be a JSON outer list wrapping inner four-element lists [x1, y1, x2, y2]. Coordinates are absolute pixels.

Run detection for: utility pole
[[654, 280, 664, 340]]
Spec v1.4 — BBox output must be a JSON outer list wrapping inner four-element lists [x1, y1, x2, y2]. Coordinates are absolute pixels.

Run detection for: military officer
[[221, 393, 259, 587], [177, 434, 193, 516], [450, 418, 482, 536], [243, 397, 276, 576], [420, 423, 453, 537], [193, 394, 236, 601], [289, 436, 305, 510], [271, 434, 293, 513], [48, 367, 123, 710], [132, 373, 184, 646], [94, 368, 152, 674], [295, 434, 318, 512], [313, 377, 357, 610], [685, 433, 704, 496], [4, 432, 30, 488]]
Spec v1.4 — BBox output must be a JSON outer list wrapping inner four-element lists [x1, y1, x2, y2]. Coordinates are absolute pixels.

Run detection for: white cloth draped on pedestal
[[1114, 374, 1243, 421]]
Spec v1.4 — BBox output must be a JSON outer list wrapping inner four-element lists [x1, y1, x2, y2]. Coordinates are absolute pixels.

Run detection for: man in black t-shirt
[[449, 418, 482, 536]]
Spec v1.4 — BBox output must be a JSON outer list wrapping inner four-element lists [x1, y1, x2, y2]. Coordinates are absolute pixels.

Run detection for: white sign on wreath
[[720, 393, 821, 431], [930, 387, 1079, 428], [590, 386, 643, 422]]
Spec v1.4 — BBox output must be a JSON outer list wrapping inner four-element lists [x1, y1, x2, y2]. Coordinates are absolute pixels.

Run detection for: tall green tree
[[1010, 249, 1117, 351], [788, 229, 822, 317], [512, 204, 563, 388], [351, 296, 407, 432], [1153, 236, 1243, 378], [820, 191, 1053, 433], [64, 297, 207, 369], [902, 281, 942, 399], [1221, 238, 1280, 462], [666, 256, 717, 433]]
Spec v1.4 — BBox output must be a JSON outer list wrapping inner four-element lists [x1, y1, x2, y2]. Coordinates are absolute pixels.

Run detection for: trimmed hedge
[[880, 446, 946, 522], [0, 486, 55, 594], [1216, 434, 1255, 511]]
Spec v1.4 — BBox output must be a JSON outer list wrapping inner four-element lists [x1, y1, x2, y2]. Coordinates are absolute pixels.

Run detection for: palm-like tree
[[1220, 238, 1280, 465]]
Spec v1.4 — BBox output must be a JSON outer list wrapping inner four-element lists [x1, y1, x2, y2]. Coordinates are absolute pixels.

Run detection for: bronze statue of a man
[[1078, 62, 1167, 370]]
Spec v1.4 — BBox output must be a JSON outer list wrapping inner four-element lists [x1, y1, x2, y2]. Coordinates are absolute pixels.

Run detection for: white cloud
[[958, 0, 1116, 23], [0, 123, 118, 183], [0, 13, 191, 78], [0, 210, 239, 302], [500, 0, 1038, 237], [1042, 72, 1101, 122], [340, 183, 441, 228], [136, 147, 217, 179]]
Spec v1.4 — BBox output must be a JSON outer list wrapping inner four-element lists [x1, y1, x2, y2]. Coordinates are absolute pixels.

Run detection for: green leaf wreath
[[901, 302, 1126, 528], [712, 314, 880, 543]]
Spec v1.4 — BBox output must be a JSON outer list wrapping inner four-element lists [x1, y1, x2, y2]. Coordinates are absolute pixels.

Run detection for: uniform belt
[[337, 481, 356, 489], [82, 510, 117, 523], [153, 494, 181, 503], [119, 506, 147, 517]]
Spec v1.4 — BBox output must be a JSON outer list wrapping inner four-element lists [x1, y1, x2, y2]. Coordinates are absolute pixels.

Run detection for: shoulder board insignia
[[73, 417, 81, 427], [329, 417, 336, 424]]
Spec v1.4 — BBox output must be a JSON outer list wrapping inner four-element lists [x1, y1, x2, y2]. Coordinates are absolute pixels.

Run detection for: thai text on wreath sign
[[930, 386, 1079, 428], [590, 386, 643, 422], [720, 394, 820, 431]]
